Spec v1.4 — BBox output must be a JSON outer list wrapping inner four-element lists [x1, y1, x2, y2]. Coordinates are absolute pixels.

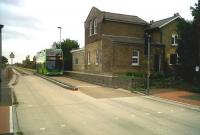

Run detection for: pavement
[[0, 106, 10, 134], [13, 71, 200, 135], [150, 89, 200, 106], [0, 68, 13, 135]]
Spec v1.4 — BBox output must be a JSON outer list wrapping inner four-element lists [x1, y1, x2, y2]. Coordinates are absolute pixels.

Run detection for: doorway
[[154, 55, 161, 72]]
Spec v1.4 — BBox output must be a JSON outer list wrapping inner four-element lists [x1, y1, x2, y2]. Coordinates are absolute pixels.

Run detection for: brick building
[[71, 7, 180, 75]]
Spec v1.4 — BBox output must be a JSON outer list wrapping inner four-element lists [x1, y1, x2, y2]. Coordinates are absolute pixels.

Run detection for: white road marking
[[40, 127, 46, 130], [157, 111, 162, 114], [145, 113, 150, 115], [10, 106, 13, 133], [60, 124, 65, 127], [114, 116, 119, 120], [130, 114, 136, 117], [27, 105, 33, 107]]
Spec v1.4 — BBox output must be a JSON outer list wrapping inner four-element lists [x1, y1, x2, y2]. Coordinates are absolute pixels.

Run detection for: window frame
[[131, 50, 140, 66], [75, 58, 78, 65], [89, 21, 93, 36], [93, 19, 97, 35], [87, 51, 90, 65], [169, 53, 179, 65], [171, 33, 178, 46], [95, 49, 99, 65]]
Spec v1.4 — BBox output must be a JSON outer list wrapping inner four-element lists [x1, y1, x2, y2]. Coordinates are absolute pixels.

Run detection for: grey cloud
[[0, 5, 41, 30], [0, 1, 42, 40], [0, 0, 24, 6], [3, 29, 32, 40]]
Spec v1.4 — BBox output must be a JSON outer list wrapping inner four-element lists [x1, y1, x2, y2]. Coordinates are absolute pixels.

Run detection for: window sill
[[172, 44, 178, 46], [88, 33, 97, 37], [131, 64, 140, 66]]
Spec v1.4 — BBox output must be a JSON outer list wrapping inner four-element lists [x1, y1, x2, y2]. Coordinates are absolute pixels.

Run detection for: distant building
[[72, 7, 180, 74]]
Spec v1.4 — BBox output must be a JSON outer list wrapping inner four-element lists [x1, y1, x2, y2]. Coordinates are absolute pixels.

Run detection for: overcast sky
[[0, 0, 197, 63]]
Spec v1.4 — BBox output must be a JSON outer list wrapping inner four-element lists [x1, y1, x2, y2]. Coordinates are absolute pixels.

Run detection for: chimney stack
[[150, 20, 154, 24], [174, 13, 180, 17]]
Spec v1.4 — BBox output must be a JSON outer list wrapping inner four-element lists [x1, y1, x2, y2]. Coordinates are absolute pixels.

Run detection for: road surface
[[14, 71, 200, 135]]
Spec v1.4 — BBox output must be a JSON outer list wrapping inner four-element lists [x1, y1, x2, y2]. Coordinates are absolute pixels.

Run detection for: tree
[[0, 56, 8, 68], [2, 56, 8, 64], [177, 0, 200, 84], [191, 0, 200, 68], [52, 39, 79, 70]]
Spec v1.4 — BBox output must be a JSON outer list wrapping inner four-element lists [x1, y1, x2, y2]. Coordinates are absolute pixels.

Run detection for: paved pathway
[[0, 68, 13, 135], [0, 106, 10, 134], [151, 89, 200, 106]]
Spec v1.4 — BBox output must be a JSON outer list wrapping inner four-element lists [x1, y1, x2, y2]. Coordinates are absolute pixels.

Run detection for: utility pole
[[146, 34, 151, 95], [57, 26, 62, 49], [144, 33, 151, 95], [0, 24, 4, 81]]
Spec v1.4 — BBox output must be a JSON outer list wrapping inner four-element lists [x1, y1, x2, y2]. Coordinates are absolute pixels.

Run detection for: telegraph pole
[[146, 34, 151, 95], [144, 33, 151, 95]]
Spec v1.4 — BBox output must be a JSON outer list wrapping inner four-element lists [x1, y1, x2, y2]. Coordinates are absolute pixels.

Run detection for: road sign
[[9, 52, 15, 58], [195, 66, 199, 72]]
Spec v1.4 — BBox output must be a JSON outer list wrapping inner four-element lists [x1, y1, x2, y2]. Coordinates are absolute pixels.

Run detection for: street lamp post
[[57, 27, 62, 49]]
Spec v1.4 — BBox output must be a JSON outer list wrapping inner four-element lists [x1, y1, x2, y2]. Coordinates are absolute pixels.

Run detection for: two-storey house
[[71, 7, 180, 75]]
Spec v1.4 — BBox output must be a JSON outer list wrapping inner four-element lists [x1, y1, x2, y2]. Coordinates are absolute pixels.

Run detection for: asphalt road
[[14, 72, 200, 135]]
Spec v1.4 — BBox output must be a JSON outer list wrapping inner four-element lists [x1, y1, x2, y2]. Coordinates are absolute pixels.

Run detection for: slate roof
[[86, 7, 148, 25], [103, 12, 149, 25], [149, 14, 180, 29]]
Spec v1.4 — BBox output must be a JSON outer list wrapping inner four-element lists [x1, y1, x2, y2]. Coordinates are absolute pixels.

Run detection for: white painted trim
[[159, 16, 180, 28], [70, 48, 85, 53], [10, 106, 13, 133], [131, 50, 140, 66]]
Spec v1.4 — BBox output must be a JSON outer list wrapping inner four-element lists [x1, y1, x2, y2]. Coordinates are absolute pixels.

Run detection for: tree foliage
[[2, 56, 8, 64], [177, 0, 200, 84], [0, 56, 8, 68], [52, 39, 79, 70], [21, 55, 36, 69]]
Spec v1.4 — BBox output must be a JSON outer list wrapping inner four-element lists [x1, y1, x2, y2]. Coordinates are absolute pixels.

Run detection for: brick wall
[[65, 71, 145, 90], [102, 21, 146, 37], [85, 40, 103, 73], [161, 20, 178, 65], [71, 49, 85, 72]]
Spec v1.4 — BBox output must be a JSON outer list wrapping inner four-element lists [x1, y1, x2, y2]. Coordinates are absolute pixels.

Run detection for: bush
[[125, 72, 145, 78]]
